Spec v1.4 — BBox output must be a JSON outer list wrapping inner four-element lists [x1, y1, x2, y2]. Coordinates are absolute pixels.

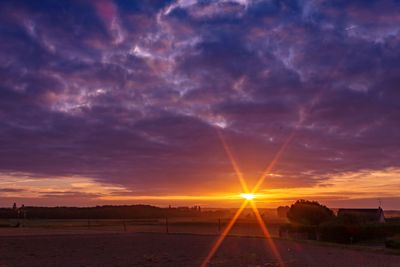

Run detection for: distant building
[[337, 207, 385, 223]]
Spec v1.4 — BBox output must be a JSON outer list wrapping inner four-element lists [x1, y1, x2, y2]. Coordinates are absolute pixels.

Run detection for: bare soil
[[0, 232, 399, 267]]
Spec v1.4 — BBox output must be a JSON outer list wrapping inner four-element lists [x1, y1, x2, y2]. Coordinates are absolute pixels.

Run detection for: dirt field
[[0, 231, 398, 267], [0, 218, 282, 237]]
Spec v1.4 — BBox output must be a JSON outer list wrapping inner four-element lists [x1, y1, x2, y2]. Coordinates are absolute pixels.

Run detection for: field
[[0, 219, 399, 266], [0, 218, 282, 237]]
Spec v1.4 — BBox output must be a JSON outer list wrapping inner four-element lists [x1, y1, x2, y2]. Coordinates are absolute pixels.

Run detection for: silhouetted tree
[[287, 200, 335, 226]]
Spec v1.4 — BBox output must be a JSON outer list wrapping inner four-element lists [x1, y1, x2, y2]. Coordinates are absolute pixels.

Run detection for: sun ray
[[200, 97, 320, 266], [202, 126, 303, 267], [200, 199, 249, 267], [217, 129, 250, 193], [250, 201, 285, 267], [251, 131, 297, 194], [201, 129, 287, 267], [251, 95, 320, 194]]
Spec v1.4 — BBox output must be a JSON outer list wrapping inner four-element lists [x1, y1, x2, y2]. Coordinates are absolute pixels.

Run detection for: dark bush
[[0, 208, 18, 219], [385, 236, 400, 249], [287, 200, 335, 226], [319, 222, 400, 244], [279, 223, 317, 240], [319, 221, 362, 243], [386, 217, 400, 223]]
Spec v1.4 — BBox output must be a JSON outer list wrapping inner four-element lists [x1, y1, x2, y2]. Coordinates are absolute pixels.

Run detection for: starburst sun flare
[[240, 193, 256, 200]]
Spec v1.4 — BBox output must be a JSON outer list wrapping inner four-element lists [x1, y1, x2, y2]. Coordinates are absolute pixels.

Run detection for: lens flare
[[240, 193, 255, 200], [202, 96, 319, 266], [201, 128, 290, 267]]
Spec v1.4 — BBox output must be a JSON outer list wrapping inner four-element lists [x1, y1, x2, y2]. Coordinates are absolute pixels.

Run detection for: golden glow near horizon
[[2, 167, 400, 207], [1, 171, 399, 206]]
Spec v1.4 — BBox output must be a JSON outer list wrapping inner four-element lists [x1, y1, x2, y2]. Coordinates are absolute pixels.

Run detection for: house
[[337, 207, 385, 223]]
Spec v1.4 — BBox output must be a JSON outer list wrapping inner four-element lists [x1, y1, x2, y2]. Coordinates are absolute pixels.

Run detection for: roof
[[337, 208, 384, 222]]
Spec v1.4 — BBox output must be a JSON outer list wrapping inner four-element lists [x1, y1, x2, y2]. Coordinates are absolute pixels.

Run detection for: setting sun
[[240, 193, 256, 200], [1, 1, 399, 267]]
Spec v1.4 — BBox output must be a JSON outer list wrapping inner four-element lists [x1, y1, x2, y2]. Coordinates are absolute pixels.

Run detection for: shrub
[[319, 222, 400, 244], [279, 223, 317, 240], [287, 200, 335, 226], [319, 221, 362, 243], [385, 235, 400, 249]]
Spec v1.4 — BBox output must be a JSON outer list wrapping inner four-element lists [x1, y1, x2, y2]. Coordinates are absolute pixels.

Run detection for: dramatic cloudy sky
[[0, 0, 399, 208]]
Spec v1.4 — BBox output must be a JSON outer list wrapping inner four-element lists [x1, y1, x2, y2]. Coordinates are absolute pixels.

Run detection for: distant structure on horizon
[[337, 207, 385, 223]]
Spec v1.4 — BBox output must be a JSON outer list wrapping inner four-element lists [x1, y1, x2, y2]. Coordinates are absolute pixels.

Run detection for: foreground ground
[[0, 232, 399, 267]]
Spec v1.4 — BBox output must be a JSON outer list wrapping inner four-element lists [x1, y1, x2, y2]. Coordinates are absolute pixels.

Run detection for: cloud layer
[[0, 0, 400, 207]]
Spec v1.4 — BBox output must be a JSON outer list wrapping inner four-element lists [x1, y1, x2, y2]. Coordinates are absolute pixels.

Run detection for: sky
[[0, 0, 399, 209]]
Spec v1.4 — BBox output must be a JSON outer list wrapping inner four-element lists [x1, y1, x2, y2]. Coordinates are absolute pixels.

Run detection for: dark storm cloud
[[0, 0, 400, 197]]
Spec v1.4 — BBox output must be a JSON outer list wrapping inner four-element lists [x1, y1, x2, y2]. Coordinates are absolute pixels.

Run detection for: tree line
[[0, 204, 209, 219]]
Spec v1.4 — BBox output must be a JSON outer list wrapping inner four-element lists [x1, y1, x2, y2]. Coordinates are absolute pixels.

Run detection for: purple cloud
[[0, 0, 400, 207]]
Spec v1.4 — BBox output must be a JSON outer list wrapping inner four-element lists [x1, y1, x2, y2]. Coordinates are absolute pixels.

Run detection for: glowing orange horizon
[[200, 129, 293, 267]]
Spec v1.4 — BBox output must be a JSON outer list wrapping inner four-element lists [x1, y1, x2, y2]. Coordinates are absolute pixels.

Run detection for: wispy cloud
[[0, 0, 399, 207]]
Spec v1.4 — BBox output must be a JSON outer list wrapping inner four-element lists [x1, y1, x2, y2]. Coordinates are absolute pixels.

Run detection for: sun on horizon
[[240, 193, 256, 200]]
